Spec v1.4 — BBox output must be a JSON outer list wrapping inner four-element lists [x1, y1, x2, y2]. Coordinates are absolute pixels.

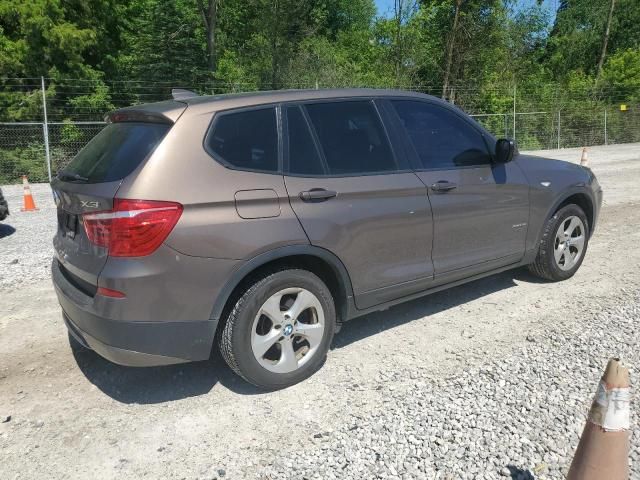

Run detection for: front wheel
[[219, 269, 336, 390], [528, 204, 589, 281]]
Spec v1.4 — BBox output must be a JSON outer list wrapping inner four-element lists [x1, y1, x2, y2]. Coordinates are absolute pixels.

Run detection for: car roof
[[181, 88, 435, 111], [110, 88, 473, 128]]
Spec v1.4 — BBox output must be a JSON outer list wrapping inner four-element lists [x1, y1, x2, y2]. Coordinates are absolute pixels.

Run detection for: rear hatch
[[52, 114, 178, 295]]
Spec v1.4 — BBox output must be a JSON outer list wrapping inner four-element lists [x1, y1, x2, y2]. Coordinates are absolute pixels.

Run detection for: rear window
[[304, 101, 396, 175], [206, 107, 279, 173], [62, 122, 170, 183]]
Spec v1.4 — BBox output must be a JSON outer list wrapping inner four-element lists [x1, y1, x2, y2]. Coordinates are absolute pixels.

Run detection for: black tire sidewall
[[230, 270, 335, 389], [544, 204, 590, 280]]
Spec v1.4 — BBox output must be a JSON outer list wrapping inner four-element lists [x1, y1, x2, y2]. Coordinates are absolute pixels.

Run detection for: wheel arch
[[210, 245, 354, 327], [549, 189, 595, 236]]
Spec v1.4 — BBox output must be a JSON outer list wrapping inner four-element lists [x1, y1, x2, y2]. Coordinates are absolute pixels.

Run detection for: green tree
[[119, 0, 207, 87], [546, 0, 640, 79], [0, 0, 114, 121]]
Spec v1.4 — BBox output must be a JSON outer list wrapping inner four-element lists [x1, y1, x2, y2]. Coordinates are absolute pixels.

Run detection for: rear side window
[[207, 107, 278, 172], [392, 100, 491, 169], [63, 122, 169, 183], [304, 101, 396, 175], [286, 106, 325, 175]]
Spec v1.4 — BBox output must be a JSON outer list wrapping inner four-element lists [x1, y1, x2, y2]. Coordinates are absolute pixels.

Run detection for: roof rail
[[171, 88, 199, 100]]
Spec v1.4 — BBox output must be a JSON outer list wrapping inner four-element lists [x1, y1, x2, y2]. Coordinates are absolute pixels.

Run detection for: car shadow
[[333, 269, 521, 349], [71, 343, 263, 404], [0, 224, 16, 238], [512, 267, 554, 284], [72, 267, 536, 403], [505, 466, 535, 479]]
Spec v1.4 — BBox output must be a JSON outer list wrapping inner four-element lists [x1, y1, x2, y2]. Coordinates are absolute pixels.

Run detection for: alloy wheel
[[251, 288, 325, 373], [554, 215, 586, 271]]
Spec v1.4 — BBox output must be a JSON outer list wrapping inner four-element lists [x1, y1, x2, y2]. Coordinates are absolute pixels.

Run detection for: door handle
[[299, 188, 338, 202], [430, 181, 457, 192]]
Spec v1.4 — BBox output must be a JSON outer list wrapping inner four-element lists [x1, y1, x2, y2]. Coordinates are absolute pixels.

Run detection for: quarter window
[[304, 101, 396, 175], [207, 107, 278, 172], [392, 100, 491, 169]]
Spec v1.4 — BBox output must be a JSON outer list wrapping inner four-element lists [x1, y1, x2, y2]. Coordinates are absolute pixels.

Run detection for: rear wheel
[[528, 204, 589, 281], [219, 269, 336, 389]]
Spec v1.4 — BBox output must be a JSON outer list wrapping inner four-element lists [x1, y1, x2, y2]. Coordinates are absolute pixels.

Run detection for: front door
[[283, 100, 434, 309], [389, 99, 530, 279]]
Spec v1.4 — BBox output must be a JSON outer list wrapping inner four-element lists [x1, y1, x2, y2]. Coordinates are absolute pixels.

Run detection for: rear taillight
[[83, 199, 183, 257]]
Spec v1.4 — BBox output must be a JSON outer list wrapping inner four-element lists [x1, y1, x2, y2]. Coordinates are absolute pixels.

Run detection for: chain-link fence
[[0, 121, 106, 184], [1, 78, 639, 184]]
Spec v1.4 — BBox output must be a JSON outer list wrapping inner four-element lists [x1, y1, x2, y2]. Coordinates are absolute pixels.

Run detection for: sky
[[374, 0, 559, 20]]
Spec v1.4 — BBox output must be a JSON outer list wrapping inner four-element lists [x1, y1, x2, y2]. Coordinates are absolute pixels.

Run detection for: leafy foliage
[[0, 0, 639, 183], [1, 0, 638, 104]]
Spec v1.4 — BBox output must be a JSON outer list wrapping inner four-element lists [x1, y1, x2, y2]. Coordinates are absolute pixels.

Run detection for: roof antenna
[[171, 88, 198, 100]]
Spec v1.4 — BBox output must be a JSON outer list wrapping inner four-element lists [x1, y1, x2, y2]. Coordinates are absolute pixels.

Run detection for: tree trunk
[[198, 0, 218, 72], [442, 0, 462, 100], [596, 0, 616, 79]]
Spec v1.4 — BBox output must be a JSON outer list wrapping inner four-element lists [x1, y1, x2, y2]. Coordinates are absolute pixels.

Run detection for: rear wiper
[[58, 171, 89, 182]]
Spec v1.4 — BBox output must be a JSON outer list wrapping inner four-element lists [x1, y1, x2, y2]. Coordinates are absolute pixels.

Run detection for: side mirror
[[495, 138, 515, 164]]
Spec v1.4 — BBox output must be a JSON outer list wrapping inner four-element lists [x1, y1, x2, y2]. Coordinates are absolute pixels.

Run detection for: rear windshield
[[61, 122, 170, 183]]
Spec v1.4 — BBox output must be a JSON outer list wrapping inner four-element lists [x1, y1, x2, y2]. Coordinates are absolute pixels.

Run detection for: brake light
[[83, 199, 183, 257]]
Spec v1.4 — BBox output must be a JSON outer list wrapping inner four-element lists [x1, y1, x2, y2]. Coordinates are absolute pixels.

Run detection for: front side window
[[392, 100, 491, 169], [207, 107, 278, 172], [304, 101, 396, 175]]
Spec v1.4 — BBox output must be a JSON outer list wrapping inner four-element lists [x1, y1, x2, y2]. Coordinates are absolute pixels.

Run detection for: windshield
[[60, 122, 170, 183]]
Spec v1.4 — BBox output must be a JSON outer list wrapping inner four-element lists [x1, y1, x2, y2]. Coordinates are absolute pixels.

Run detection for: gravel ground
[[1, 143, 639, 479], [0, 182, 56, 290], [262, 291, 639, 480]]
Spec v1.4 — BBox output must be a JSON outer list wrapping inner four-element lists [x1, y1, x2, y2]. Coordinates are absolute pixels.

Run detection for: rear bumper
[[52, 258, 217, 367], [63, 312, 192, 366]]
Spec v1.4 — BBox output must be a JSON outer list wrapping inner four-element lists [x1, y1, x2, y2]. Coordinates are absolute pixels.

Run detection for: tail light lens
[[83, 199, 183, 257]]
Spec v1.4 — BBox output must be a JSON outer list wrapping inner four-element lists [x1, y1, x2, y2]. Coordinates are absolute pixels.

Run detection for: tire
[[0, 187, 8, 221], [528, 204, 589, 281], [219, 268, 336, 390]]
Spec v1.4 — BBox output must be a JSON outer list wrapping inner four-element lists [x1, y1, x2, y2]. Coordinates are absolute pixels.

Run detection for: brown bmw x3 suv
[[51, 89, 602, 389]]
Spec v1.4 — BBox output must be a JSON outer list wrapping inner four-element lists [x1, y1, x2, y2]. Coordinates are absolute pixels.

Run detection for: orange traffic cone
[[567, 358, 631, 480], [580, 147, 589, 167], [20, 175, 38, 212]]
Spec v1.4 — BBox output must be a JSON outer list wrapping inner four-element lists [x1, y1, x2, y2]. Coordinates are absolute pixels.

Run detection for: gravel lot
[[0, 182, 56, 290], [1, 143, 639, 479]]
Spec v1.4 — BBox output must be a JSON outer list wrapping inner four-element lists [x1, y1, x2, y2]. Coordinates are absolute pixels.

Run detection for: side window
[[207, 107, 278, 172], [286, 105, 325, 176], [304, 101, 396, 175], [392, 100, 491, 169]]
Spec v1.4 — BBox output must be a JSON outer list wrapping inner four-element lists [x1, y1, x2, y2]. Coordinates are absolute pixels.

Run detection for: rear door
[[389, 99, 529, 279], [52, 121, 171, 288], [283, 100, 434, 309]]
